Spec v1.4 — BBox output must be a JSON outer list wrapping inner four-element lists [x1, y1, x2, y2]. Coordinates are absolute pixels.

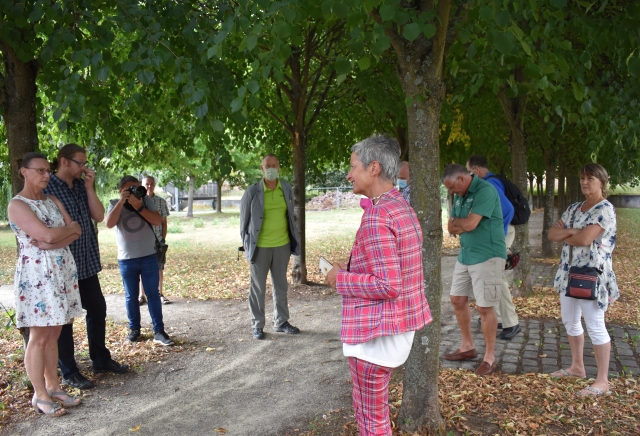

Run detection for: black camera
[[126, 185, 147, 199]]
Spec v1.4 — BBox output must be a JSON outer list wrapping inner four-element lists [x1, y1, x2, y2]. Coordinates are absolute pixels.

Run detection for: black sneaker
[[499, 324, 522, 340], [252, 328, 265, 340], [92, 360, 130, 374], [153, 330, 174, 346], [274, 321, 300, 334], [127, 329, 141, 342], [62, 373, 95, 390], [160, 295, 171, 304]]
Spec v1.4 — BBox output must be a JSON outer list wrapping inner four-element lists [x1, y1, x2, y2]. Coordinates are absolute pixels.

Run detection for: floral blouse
[[553, 200, 619, 311]]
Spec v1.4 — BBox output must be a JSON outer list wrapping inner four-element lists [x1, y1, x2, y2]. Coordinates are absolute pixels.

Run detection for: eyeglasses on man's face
[[69, 157, 88, 167], [26, 168, 53, 175]]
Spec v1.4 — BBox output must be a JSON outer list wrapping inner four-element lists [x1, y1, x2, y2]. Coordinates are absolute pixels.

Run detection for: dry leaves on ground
[[297, 369, 640, 435], [0, 316, 191, 430]]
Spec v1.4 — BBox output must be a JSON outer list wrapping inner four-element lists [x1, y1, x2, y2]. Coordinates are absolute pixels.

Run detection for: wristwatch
[[136, 204, 144, 212]]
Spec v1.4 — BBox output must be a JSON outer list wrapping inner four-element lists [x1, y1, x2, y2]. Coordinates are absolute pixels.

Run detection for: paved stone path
[[440, 318, 640, 377], [439, 210, 640, 378]]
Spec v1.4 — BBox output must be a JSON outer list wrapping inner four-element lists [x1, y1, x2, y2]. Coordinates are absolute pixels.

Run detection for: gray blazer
[[239, 179, 300, 262]]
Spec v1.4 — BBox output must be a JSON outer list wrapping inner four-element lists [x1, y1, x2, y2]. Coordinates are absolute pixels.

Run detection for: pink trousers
[[348, 357, 394, 436]]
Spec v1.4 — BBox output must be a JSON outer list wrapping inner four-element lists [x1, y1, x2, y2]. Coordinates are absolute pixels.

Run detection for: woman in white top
[[548, 163, 619, 397], [8, 153, 83, 416]]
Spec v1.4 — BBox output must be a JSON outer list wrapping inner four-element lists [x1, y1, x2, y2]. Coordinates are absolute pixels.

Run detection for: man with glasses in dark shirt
[[43, 144, 128, 389]]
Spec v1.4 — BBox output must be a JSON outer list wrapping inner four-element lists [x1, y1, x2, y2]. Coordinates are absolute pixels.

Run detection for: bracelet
[[136, 205, 144, 212]]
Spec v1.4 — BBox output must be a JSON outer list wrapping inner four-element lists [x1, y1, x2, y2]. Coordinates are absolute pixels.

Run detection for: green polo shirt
[[451, 175, 507, 265], [257, 179, 290, 248]]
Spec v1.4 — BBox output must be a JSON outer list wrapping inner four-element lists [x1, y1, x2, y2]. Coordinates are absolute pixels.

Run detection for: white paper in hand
[[319, 256, 333, 276]]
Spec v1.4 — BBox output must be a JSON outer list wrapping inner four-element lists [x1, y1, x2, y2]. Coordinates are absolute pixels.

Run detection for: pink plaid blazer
[[336, 189, 432, 345]]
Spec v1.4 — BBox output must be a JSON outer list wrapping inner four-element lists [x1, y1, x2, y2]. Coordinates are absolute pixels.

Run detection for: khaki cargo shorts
[[450, 257, 505, 308]]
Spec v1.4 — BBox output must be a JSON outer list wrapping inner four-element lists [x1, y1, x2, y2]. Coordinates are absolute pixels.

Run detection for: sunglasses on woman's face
[[26, 167, 53, 175]]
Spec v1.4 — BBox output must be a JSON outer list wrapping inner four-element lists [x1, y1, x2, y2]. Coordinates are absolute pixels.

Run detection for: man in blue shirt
[[467, 155, 521, 340], [44, 144, 129, 389]]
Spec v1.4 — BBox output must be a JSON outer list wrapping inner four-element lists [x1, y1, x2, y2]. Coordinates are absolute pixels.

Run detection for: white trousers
[[560, 293, 610, 345]]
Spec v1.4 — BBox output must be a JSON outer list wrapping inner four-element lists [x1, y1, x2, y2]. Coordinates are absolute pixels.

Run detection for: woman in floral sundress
[[8, 153, 84, 417], [548, 163, 619, 398]]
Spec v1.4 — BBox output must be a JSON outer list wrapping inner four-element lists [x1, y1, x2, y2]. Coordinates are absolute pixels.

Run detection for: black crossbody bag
[[565, 203, 600, 300]]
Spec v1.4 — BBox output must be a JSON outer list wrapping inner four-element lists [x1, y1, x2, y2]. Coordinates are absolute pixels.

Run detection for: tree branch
[[263, 102, 293, 132]]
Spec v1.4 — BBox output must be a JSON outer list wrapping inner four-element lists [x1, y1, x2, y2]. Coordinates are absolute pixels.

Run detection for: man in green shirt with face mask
[[240, 154, 301, 340]]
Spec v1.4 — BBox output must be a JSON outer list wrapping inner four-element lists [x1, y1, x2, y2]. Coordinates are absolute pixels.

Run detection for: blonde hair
[[580, 163, 610, 198]]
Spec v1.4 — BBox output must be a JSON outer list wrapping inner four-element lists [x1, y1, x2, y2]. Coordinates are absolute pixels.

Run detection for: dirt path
[[0, 211, 554, 436]]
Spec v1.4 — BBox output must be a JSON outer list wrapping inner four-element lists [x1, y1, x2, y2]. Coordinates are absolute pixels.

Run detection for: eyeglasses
[[69, 158, 88, 167], [26, 168, 53, 175]]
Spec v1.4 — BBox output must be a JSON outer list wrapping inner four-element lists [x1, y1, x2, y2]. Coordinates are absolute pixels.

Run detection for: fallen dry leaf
[[129, 425, 141, 432]]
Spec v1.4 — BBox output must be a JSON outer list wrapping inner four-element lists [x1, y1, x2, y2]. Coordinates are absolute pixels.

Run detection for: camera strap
[[131, 201, 163, 246]]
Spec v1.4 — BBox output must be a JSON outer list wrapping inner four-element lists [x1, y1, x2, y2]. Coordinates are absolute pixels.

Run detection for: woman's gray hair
[[350, 135, 401, 183]]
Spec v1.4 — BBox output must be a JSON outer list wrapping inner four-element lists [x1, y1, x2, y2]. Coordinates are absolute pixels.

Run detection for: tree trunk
[[215, 178, 222, 213], [187, 175, 194, 217], [396, 123, 409, 160], [392, 1, 453, 432], [497, 78, 532, 295], [1, 42, 39, 197], [541, 147, 557, 258], [558, 163, 566, 213], [528, 172, 535, 209], [290, 130, 307, 284], [1, 42, 39, 347], [536, 177, 543, 210], [566, 171, 580, 206]]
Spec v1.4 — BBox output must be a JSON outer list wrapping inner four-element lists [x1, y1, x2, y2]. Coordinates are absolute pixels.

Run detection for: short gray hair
[[117, 175, 139, 190], [441, 164, 468, 182], [351, 135, 401, 183]]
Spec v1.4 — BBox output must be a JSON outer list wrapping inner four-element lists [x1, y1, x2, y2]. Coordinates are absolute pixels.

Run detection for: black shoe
[[127, 329, 141, 342], [478, 318, 502, 329], [153, 330, 175, 346], [62, 373, 95, 390], [160, 295, 171, 304], [274, 321, 300, 334], [252, 328, 265, 340], [92, 359, 130, 374], [499, 324, 522, 340]]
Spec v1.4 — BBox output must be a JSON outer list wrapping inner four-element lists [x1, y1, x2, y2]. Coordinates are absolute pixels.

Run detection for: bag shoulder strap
[[567, 202, 582, 266], [131, 202, 162, 245]]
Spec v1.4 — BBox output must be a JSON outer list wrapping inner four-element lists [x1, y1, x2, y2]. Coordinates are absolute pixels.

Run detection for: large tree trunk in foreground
[[387, 1, 453, 433], [1, 42, 39, 196], [1, 42, 39, 347], [290, 130, 307, 284], [542, 146, 557, 258], [497, 83, 532, 295]]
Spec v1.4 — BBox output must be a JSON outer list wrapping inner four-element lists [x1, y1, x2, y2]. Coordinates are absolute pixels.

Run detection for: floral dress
[[10, 195, 82, 327], [553, 200, 619, 311]]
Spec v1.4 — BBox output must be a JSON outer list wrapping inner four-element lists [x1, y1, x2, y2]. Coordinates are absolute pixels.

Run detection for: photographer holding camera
[[105, 176, 174, 346]]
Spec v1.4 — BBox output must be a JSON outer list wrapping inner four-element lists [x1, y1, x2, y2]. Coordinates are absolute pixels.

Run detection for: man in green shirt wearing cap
[[240, 154, 301, 340], [441, 164, 507, 376]]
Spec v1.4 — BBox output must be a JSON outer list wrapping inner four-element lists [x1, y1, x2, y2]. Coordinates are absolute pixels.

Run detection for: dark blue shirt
[[43, 174, 102, 280], [483, 171, 514, 235]]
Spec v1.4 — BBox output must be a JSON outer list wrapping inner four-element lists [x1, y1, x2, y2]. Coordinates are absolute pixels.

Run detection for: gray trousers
[[498, 225, 519, 328], [249, 244, 290, 329]]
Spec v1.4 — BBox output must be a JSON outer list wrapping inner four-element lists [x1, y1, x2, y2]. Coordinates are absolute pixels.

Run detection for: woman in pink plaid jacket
[[326, 135, 432, 436]]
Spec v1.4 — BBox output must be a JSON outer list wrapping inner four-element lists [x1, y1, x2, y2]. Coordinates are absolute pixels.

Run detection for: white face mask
[[264, 168, 279, 181]]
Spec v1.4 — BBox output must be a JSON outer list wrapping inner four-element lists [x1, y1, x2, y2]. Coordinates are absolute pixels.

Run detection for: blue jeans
[[118, 254, 164, 333]]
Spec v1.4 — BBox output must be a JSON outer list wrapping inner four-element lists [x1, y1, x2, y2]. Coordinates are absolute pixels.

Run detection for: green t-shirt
[[451, 175, 507, 265], [257, 179, 290, 248]]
